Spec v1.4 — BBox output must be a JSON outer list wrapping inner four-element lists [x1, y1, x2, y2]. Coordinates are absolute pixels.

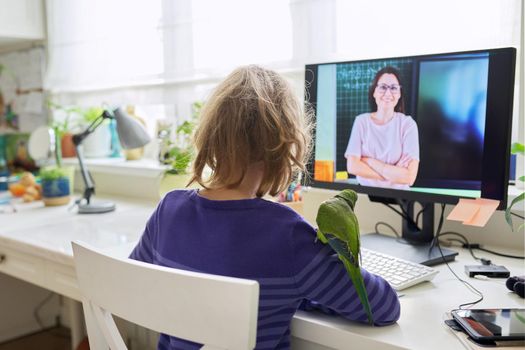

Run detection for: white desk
[[1, 196, 524, 350]]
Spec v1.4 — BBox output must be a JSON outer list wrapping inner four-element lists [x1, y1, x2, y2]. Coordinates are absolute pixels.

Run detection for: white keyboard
[[361, 248, 439, 290]]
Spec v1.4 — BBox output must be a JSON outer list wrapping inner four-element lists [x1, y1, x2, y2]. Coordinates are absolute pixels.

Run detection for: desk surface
[[1, 195, 524, 350]]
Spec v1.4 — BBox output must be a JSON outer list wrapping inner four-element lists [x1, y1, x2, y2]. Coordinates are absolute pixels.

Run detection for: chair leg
[[90, 304, 127, 350], [82, 300, 109, 350]]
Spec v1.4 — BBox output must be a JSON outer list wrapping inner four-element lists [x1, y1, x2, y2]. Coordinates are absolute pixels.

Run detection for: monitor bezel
[[304, 47, 516, 210]]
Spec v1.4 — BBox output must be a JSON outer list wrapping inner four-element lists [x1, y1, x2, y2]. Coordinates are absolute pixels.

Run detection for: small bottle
[[0, 157, 8, 191]]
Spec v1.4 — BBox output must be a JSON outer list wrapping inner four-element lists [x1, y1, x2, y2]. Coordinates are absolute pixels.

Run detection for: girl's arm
[[293, 222, 401, 326]]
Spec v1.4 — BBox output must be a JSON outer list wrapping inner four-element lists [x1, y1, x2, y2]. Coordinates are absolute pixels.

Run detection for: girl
[[130, 65, 400, 350]]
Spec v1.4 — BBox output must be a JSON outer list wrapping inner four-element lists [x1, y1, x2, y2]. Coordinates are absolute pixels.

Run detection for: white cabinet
[[0, 0, 45, 46]]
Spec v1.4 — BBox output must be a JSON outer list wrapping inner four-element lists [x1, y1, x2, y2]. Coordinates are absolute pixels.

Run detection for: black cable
[[382, 203, 420, 230], [34, 292, 56, 329], [434, 230, 525, 260], [415, 203, 429, 227], [445, 238, 481, 261], [374, 221, 400, 238], [434, 204, 484, 309], [436, 231, 479, 261], [510, 212, 525, 220], [34, 293, 70, 339], [474, 247, 525, 259], [395, 199, 421, 229], [373, 221, 427, 246]]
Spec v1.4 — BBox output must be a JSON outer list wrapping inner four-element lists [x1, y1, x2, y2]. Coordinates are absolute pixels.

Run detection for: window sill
[[61, 157, 524, 211], [62, 157, 167, 178]]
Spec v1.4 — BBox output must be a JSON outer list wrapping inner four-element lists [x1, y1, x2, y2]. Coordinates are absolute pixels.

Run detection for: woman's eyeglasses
[[376, 83, 401, 94]]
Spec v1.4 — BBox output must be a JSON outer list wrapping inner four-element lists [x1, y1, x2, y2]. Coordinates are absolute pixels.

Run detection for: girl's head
[[368, 66, 405, 113], [191, 65, 312, 197]]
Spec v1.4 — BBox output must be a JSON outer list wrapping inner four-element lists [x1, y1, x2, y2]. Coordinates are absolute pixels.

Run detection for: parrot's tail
[[343, 259, 374, 325]]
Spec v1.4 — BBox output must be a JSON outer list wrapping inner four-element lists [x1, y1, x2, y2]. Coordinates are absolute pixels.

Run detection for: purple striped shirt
[[129, 190, 400, 350]]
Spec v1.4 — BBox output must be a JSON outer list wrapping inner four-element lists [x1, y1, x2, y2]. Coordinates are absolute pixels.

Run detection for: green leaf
[[511, 142, 524, 156], [192, 101, 203, 119], [519, 175, 525, 183], [39, 167, 69, 180], [505, 192, 525, 231], [176, 120, 194, 135], [82, 107, 105, 123]]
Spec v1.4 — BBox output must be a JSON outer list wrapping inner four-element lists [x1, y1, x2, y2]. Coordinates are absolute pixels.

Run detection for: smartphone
[[451, 309, 525, 342]]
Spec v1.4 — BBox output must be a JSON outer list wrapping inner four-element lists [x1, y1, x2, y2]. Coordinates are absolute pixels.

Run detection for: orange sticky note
[[447, 198, 480, 222], [464, 198, 500, 227]]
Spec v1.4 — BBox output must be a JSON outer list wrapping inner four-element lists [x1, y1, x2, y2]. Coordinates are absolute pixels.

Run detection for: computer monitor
[[305, 47, 516, 266]]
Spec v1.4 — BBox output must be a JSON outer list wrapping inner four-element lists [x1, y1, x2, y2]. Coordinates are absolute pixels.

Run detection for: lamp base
[[78, 200, 116, 214]]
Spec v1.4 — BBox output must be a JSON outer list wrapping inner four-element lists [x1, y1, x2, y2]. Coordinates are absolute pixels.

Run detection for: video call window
[[313, 52, 491, 199]]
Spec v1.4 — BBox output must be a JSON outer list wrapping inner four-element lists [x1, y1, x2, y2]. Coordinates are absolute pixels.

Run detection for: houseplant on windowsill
[[158, 102, 202, 198], [40, 127, 72, 206], [48, 100, 83, 158], [505, 142, 524, 232]]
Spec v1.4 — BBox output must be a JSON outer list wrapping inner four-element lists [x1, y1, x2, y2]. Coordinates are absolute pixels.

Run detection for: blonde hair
[[190, 65, 313, 197]]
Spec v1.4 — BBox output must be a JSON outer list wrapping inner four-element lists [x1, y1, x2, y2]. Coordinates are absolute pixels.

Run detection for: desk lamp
[[72, 107, 151, 214]]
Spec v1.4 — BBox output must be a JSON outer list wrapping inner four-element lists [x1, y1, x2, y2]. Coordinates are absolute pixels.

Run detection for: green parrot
[[315, 189, 374, 325]]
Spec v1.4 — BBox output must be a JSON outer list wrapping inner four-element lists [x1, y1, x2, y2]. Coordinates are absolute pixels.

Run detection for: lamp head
[[112, 107, 151, 149]]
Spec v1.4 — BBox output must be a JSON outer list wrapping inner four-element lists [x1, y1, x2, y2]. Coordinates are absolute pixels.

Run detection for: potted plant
[[40, 127, 72, 206], [48, 101, 83, 158], [505, 142, 524, 232], [158, 101, 202, 197]]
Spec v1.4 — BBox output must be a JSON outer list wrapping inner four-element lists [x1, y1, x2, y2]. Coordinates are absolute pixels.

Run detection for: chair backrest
[[72, 241, 259, 350]]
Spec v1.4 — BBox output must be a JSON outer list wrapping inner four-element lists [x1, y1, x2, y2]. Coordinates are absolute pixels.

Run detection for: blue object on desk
[[42, 178, 70, 198], [109, 119, 122, 157], [0, 169, 11, 191], [0, 140, 8, 191], [0, 176, 8, 191]]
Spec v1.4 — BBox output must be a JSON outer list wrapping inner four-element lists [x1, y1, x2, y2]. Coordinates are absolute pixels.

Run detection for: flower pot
[[61, 165, 75, 195], [61, 133, 77, 158], [42, 177, 70, 206]]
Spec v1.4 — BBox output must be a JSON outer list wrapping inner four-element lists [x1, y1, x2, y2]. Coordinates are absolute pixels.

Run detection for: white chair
[[72, 241, 259, 350]]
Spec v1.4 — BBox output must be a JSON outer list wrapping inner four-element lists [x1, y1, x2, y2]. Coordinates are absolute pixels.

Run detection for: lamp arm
[[74, 143, 95, 204], [72, 111, 113, 146], [71, 110, 113, 205]]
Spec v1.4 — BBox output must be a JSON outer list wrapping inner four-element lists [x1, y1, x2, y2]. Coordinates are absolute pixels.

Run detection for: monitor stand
[[362, 197, 458, 266], [361, 233, 457, 266]]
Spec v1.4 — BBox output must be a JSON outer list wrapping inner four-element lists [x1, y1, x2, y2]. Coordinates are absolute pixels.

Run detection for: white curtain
[[45, 0, 164, 92]]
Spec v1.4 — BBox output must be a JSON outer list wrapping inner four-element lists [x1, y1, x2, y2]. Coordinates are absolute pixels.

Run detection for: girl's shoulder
[[162, 188, 195, 202], [261, 198, 306, 220]]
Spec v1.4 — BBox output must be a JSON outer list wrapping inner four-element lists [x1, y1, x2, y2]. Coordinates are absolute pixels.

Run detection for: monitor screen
[[305, 47, 516, 210]]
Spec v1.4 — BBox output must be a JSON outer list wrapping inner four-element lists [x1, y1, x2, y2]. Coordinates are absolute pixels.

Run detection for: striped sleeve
[[292, 220, 400, 326]]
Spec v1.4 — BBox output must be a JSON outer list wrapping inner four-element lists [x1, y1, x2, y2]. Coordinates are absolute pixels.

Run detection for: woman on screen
[[345, 66, 419, 189]]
